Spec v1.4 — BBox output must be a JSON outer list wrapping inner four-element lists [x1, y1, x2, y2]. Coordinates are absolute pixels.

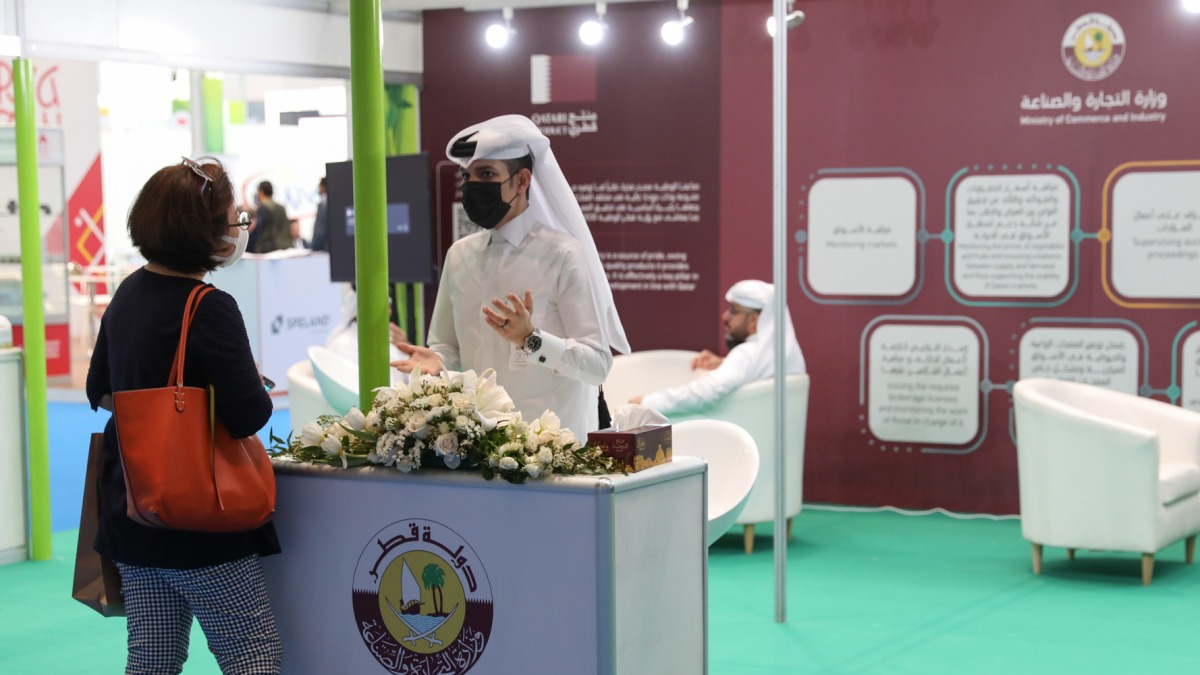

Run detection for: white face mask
[[213, 227, 248, 267]]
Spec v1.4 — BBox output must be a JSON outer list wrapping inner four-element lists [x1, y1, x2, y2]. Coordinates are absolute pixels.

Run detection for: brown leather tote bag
[[112, 285, 276, 533]]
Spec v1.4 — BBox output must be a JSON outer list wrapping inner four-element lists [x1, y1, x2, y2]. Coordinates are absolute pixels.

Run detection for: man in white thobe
[[394, 115, 629, 435], [632, 280, 805, 415]]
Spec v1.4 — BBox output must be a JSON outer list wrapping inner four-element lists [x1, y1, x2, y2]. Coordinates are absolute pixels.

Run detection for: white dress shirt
[[641, 333, 806, 416], [427, 209, 612, 434]]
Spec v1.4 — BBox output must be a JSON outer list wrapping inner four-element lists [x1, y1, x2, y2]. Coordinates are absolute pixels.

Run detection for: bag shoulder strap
[[168, 284, 217, 389]]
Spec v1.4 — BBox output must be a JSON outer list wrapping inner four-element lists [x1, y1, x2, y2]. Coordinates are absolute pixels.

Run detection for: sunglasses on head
[[181, 156, 215, 208]]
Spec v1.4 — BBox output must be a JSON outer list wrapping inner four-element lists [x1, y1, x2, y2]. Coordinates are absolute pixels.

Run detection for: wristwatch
[[523, 327, 543, 354]]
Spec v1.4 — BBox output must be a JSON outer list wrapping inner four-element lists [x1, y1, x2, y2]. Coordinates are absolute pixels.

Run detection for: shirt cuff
[[530, 329, 566, 370]]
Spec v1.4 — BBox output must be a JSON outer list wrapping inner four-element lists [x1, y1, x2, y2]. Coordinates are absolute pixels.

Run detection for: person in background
[[631, 280, 806, 415], [310, 177, 330, 253], [392, 114, 629, 434], [290, 219, 310, 249], [253, 180, 293, 253], [86, 157, 282, 674], [327, 285, 406, 367]]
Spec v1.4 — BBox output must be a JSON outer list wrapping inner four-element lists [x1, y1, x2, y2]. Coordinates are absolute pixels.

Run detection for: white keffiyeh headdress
[[447, 114, 630, 354]]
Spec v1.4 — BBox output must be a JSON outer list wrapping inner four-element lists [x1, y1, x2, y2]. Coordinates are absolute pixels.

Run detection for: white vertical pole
[[771, 0, 788, 624]]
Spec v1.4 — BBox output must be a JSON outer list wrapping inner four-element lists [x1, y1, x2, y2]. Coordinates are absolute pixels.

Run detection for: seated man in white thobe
[[631, 280, 805, 415], [393, 115, 629, 435]]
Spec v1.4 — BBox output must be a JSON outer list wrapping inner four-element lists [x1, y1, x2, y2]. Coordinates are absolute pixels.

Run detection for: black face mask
[[461, 174, 518, 230]]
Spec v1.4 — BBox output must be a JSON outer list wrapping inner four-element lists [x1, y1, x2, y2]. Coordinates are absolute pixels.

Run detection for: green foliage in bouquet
[[270, 369, 619, 484]]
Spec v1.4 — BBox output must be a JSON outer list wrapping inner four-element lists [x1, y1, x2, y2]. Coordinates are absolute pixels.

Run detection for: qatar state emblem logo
[[1061, 13, 1126, 82], [353, 520, 493, 674]]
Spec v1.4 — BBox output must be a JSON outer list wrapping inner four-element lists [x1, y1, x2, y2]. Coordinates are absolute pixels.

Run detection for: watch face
[[525, 333, 543, 353]]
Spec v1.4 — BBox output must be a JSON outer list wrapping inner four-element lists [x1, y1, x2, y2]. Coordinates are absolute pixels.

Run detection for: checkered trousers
[[115, 555, 282, 675]]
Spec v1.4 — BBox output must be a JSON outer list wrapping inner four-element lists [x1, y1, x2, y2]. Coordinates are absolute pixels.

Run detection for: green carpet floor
[[2, 509, 1193, 674]]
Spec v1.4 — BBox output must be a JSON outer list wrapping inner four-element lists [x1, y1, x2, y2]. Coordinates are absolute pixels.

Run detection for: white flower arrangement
[[271, 369, 619, 484]]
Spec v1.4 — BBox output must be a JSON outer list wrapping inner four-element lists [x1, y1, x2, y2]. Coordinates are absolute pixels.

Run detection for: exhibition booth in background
[[422, 0, 1200, 515], [2, 0, 1200, 671], [10, 0, 1195, 518]]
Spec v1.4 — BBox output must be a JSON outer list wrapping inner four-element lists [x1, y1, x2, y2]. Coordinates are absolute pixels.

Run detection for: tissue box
[[587, 425, 672, 472]]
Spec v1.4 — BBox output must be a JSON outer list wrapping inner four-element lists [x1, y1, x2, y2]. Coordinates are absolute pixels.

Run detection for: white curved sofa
[[285, 359, 338, 438], [606, 349, 809, 553], [1013, 377, 1200, 585], [671, 419, 760, 547]]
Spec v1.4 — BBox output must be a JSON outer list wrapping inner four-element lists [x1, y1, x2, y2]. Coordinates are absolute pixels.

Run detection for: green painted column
[[202, 74, 225, 154], [14, 57, 51, 561], [350, 0, 390, 411]]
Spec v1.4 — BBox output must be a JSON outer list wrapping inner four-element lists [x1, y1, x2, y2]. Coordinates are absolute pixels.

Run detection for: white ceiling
[[250, 0, 653, 19]]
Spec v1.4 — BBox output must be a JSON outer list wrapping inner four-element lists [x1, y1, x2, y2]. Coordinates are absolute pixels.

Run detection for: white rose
[[300, 423, 324, 447], [559, 430, 577, 447], [320, 435, 343, 457], [373, 386, 398, 404], [498, 456, 519, 471], [538, 447, 554, 464], [525, 461, 542, 478], [449, 393, 471, 411], [343, 407, 367, 431], [434, 433, 458, 457], [536, 410, 561, 432], [364, 410, 380, 432]]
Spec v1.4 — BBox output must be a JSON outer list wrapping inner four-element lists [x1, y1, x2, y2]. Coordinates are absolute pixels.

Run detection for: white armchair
[[605, 349, 809, 553], [1013, 377, 1200, 585], [285, 359, 337, 438], [306, 346, 361, 416], [671, 420, 760, 546], [601, 349, 703, 411]]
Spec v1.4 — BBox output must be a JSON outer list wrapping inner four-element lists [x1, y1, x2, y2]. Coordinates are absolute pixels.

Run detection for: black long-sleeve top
[[86, 268, 281, 569]]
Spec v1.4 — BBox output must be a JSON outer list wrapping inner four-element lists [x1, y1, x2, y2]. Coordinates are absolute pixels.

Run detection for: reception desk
[[264, 457, 707, 675]]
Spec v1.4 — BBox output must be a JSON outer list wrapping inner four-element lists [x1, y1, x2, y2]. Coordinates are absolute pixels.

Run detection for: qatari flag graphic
[[530, 54, 597, 104]]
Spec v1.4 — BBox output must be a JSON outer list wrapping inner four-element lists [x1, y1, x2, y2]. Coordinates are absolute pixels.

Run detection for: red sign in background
[[424, 0, 1200, 513], [13, 323, 71, 380]]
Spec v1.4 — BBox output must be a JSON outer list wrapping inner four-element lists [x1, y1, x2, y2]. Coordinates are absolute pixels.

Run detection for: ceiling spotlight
[[580, 3, 608, 46], [1185, 0, 1200, 14], [661, 0, 694, 46], [766, 1, 806, 37], [486, 7, 515, 49]]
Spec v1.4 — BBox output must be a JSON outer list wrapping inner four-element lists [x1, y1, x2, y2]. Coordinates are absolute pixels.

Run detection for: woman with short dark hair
[[87, 157, 282, 674]]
